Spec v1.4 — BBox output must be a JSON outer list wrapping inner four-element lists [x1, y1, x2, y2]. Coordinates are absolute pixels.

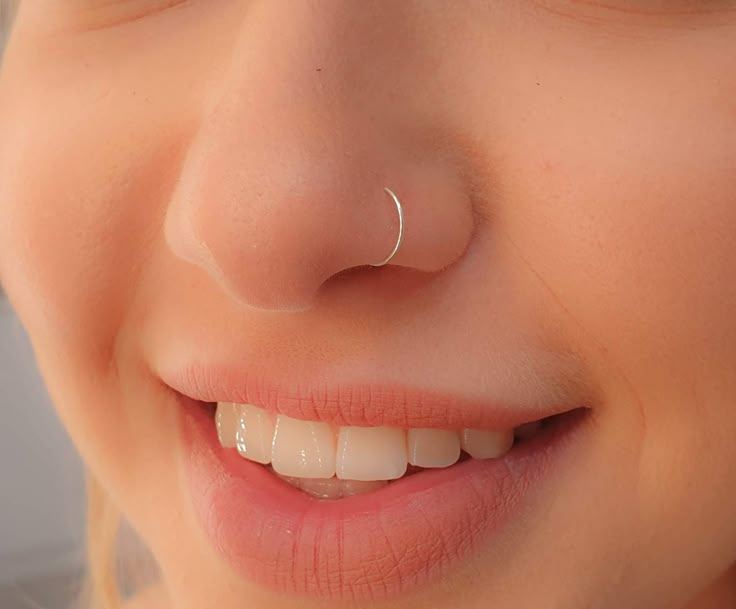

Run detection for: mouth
[[209, 399, 576, 499], [167, 370, 592, 602]]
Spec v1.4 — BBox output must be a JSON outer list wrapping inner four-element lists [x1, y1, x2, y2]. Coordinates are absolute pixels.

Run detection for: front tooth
[[215, 402, 239, 448], [336, 427, 407, 481], [461, 429, 514, 459], [408, 428, 461, 468], [235, 403, 276, 465], [271, 415, 336, 479]]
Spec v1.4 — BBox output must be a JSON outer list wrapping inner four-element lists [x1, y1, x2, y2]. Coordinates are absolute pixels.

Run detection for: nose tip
[[165, 155, 474, 312]]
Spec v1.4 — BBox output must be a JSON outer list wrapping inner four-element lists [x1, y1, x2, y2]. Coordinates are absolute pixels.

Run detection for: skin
[[1, 1, 736, 608]]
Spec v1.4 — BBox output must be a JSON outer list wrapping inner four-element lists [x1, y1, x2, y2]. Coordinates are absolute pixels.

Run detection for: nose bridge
[[164, 2, 475, 311]]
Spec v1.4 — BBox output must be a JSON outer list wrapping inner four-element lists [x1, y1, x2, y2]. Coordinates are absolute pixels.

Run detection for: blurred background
[[0, 289, 88, 609]]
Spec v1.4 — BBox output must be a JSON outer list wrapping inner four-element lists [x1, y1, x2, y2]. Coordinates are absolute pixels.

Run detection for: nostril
[[317, 264, 438, 314]]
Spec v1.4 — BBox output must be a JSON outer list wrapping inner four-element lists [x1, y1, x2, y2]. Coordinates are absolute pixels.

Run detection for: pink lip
[[175, 387, 589, 601], [163, 364, 574, 429]]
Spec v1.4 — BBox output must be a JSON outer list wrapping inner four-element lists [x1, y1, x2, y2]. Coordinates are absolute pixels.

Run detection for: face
[[2, 1, 736, 608]]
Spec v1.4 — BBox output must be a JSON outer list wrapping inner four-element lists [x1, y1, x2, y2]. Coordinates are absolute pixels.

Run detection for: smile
[[165, 368, 592, 601], [215, 400, 545, 499]]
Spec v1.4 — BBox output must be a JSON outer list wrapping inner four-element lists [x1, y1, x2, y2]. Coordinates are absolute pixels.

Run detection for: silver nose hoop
[[370, 186, 404, 267]]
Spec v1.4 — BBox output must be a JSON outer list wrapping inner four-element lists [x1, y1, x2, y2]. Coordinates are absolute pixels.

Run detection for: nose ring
[[370, 186, 404, 267]]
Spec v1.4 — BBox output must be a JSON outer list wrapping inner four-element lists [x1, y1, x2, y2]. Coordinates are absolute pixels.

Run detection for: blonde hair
[[83, 475, 161, 609], [84, 474, 124, 609]]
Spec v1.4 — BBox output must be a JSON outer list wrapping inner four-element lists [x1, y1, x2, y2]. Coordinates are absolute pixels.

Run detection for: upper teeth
[[216, 402, 518, 482]]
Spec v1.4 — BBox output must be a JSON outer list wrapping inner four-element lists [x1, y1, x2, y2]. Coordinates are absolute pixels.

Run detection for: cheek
[[0, 63, 187, 365], [494, 43, 736, 575], [486, 25, 736, 416], [525, 146, 736, 377], [0, 88, 189, 531], [467, 22, 736, 563], [0, 10, 215, 363], [0, 49, 194, 501]]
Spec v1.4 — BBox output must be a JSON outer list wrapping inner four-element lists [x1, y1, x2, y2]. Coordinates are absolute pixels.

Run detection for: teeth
[[336, 426, 408, 481], [271, 415, 336, 479], [215, 402, 239, 449], [215, 402, 528, 491], [235, 403, 275, 465], [340, 478, 391, 497], [407, 428, 461, 468], [274, 472, 389, 500], [460, 429, 514, 459]]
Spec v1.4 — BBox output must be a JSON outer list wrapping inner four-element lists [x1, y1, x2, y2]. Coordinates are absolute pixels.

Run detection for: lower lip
[[177, 395, 587, 602]]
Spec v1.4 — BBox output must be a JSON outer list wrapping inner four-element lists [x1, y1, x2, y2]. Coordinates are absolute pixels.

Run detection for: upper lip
[[160, 363, 579, 430]]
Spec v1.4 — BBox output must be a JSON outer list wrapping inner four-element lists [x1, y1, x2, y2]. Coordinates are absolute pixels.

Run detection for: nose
[[165, 2, 475, 312]]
